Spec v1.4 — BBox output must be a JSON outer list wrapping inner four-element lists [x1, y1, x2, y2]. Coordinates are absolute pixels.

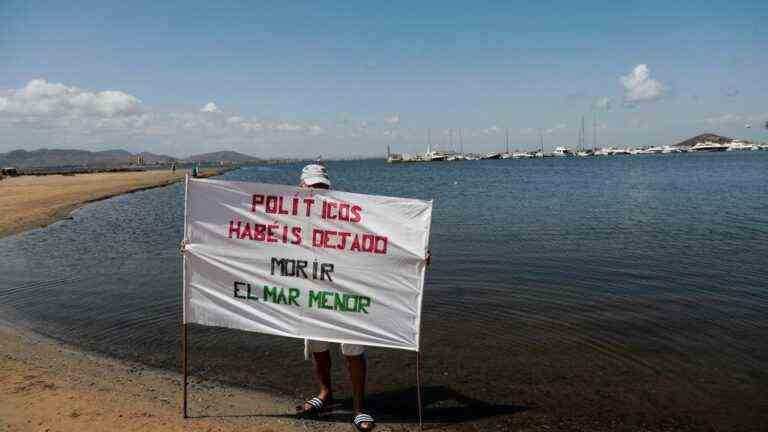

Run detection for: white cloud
[[0, 79, 406, 158], [307, 124, 324, 136], [240, 120, 263, 132], [620, 64, 665, 104], [593, 96, 612, 110], [200, 102, 220, 113], [274, 122, 304, 132], [629, 118, 649, 129], [383, 114, 400, 125], [721, 87, 739, 98], [545, 123, 566, 134], [0, 79, 142, 118], [705, 113, 742, 125]]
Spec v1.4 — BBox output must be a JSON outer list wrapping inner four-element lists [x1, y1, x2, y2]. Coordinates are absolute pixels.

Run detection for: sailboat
[[501, 128, 514, 158], [534, 128, 545, 157], [576, 114, 594, 157]]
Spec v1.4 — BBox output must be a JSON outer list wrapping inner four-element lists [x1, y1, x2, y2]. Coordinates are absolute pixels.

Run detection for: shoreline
[[0, 318, 325, 432], [0, 167, 233, 239]]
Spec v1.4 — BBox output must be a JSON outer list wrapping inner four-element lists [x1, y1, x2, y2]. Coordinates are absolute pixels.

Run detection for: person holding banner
[[295, 164, 431, 431], [294, 164, 376, 431], [181, 163, 431, 431]]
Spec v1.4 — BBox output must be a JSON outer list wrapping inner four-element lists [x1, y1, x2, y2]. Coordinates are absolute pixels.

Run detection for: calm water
[[2, 153, 767, 430]]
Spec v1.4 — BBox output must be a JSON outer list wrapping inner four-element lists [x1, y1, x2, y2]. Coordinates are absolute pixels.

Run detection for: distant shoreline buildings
[[387, 132, 768, 163]]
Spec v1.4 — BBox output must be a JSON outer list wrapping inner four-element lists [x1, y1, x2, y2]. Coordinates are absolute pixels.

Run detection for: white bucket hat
[[302, 164, 327, 174], [300, 164, 331, 187]]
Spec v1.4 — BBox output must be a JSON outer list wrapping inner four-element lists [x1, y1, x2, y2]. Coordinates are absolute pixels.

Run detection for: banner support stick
[[416, 350, 423, 431], [182, 322, 188, 418], [181, 173, 190, 419]]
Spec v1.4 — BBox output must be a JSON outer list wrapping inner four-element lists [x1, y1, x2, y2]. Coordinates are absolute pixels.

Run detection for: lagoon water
[[2, 153, 767, 429]]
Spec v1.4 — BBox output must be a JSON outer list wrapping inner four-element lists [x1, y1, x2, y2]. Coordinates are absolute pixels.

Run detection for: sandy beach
[[0, 322, 313, 432], [0, 169, 223, 239]]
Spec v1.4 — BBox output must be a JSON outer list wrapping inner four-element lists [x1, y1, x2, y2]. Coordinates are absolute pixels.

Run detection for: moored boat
[[689, 141, 729, 152]]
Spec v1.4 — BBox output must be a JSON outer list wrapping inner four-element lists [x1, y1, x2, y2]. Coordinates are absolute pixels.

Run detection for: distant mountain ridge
[[187, 150, 259, 162], [0, 148, 176, 168], [673, 133, 732, 148], [0, 148, 263, 168]]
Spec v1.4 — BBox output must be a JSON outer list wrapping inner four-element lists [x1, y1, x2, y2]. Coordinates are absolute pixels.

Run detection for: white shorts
[[305, 339, 365, 357]]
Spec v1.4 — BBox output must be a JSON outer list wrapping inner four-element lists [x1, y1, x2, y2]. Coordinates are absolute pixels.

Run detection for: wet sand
[[0, 169, 225, 239], [0, 322, 354, 432]]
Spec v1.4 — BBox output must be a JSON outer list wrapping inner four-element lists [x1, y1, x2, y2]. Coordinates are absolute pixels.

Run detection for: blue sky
[[1, 0, 766, 157]]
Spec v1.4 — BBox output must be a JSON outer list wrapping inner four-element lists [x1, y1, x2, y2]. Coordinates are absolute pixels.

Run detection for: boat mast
[[593, 112, 597, 151], [580, 115, 585, 151], [577, 118, 581, 151], [505, 128, 509, 154], [449, 128, 453, 151], [539, 128, 544, 153], [427, 128, 432, 154], [459, 128, 464, 154]]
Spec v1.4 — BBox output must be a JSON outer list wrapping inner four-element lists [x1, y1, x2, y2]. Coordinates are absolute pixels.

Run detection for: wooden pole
[[182, 173, 190, 419], [416, 351, 424, 431], [182, 322, 188, 418]]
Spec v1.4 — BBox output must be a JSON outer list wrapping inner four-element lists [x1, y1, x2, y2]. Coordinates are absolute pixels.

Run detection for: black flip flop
[[295, 396, 331, 417], [353, 412, 376, 431]]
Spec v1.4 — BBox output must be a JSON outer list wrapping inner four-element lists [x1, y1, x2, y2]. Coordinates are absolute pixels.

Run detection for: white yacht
[[689, 141, 729, 152], [661, 145, 683, 154], [481, 152, 502, 160], [727, 140, 759, 151], [425, 149, 461, 161], [513, 151, 534, 158], [552, 146, 573, 157], [635, 147, 663, 154]]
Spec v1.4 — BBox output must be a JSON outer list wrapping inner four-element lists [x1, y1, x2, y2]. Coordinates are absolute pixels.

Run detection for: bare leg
[[314, 350, 333, 400], [298, 350, 333, 412], [346, 354, 371, 429]]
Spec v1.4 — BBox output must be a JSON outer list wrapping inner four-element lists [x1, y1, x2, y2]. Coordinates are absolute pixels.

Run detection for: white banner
[[183, 177, 432, 351]]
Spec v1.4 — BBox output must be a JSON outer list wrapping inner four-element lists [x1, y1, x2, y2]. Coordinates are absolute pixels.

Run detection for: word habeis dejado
[[226, 193, 389, 254]]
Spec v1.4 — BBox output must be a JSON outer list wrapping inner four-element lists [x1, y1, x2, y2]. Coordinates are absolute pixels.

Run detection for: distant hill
[[96, 149, 134, 158], [673, 133, 732, 148], [0, 148, 176, 168], [187, 150, 260, 162]]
